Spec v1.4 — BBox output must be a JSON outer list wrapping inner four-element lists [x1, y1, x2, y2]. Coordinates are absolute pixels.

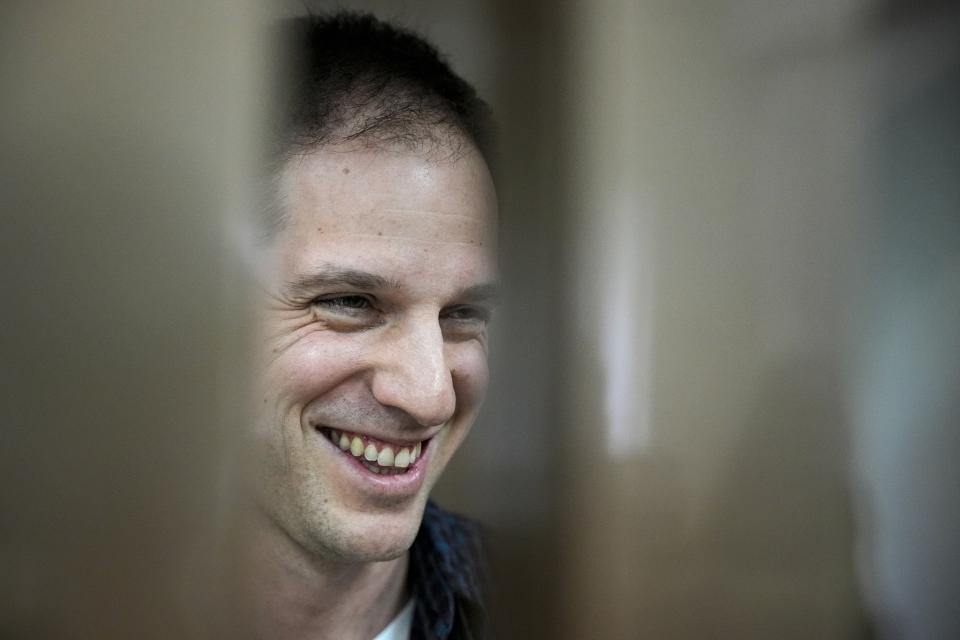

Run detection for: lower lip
[[321, 430, 432, 496]]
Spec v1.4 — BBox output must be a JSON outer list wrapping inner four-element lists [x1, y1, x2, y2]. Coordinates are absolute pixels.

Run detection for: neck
[[244, 512, 409, 640]]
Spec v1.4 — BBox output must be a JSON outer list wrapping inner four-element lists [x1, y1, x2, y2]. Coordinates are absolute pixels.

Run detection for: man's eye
[[442, 305, 491, 324], [312, 295, 373, 312]]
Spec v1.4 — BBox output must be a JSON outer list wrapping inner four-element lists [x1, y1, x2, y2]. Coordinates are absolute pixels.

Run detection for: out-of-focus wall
[[562, 2, 960, 638], [556, 1, 959, 638], [559, 2, 864, 636], [1, 2, 267, 637]]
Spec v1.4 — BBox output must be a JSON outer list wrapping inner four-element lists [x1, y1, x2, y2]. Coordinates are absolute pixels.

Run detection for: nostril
[[370, 372, 456, 427]]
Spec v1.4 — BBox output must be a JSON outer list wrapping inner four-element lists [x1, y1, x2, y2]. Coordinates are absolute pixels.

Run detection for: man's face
[[255, 144, 497, 562]]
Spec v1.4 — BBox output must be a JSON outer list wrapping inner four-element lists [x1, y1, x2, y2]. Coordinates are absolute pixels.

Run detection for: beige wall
[[553, 3, 960, 638]]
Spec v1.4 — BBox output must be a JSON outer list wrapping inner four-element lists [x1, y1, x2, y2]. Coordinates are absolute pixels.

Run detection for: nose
[[370, 316, 456, 428]]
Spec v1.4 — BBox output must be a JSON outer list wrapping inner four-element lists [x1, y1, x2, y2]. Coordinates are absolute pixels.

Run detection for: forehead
[[271, 146, 497, 284]]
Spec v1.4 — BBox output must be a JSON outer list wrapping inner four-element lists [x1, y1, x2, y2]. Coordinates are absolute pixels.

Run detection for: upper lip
[[316, 424, 442, 448]]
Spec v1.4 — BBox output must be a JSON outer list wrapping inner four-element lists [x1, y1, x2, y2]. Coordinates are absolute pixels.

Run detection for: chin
[[304, 498, 428, 563]]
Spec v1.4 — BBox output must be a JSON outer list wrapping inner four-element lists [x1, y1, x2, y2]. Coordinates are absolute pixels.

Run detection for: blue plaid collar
[[408, 501, 486, 640]]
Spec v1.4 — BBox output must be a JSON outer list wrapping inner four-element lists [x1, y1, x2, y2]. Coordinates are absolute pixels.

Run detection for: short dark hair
[[275, 11, 494, 163]]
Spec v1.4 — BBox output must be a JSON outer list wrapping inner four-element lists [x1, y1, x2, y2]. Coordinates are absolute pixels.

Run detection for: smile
[[320, 427, 427, 476]]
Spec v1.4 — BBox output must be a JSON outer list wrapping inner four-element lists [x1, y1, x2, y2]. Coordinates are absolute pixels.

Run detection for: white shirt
[[371, 598, 415, 640]]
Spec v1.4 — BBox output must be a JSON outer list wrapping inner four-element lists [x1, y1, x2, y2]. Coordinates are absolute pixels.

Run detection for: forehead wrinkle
[[378, 208, 486, 221]]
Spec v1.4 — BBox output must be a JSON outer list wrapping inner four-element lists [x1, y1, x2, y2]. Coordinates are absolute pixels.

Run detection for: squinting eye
[[312, 295, 372, 312], [442, 305, 491, 324]]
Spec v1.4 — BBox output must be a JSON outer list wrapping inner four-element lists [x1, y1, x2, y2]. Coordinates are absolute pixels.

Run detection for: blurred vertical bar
[[0, 2, 267, 638], [850, 4, 960, 638]]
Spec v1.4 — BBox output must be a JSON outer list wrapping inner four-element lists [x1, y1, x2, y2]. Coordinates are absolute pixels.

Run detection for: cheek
[[263, 334, 367, 409]]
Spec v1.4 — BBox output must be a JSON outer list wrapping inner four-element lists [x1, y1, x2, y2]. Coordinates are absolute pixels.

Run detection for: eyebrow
[[285, 266, 398, 299], [285, 265, 500, 304]]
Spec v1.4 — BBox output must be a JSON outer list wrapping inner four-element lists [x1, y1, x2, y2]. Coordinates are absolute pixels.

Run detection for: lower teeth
[[360, 460, 408, 476]]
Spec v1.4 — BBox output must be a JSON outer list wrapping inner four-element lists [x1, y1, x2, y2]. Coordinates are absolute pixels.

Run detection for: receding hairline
[[279, 105, 485, 163]]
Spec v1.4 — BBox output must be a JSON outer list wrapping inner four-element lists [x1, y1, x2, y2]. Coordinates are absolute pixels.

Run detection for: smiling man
[[249, 12, 497, 640]]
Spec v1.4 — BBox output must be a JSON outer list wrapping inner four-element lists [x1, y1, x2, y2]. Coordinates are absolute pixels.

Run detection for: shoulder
[[414, 500, 486, 600], [409, 501, 488, 639]]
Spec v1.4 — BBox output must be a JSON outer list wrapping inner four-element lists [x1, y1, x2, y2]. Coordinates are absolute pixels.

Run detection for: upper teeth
[[328, 429, 422, 469]]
